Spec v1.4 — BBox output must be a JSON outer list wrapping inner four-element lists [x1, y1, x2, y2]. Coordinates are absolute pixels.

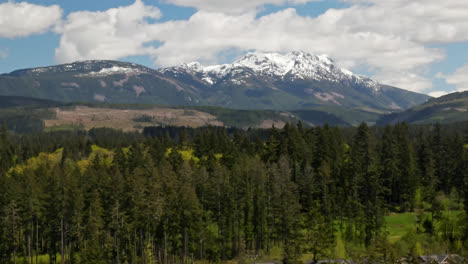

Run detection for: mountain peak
[[237, 50, 335, 65], [0, 57, 430, 116], [231, 51, 338, 79], [161, 51, 381, 93]]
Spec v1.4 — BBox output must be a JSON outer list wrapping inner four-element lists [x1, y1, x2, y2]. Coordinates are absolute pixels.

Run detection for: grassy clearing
[[14, 254, 61, 264], [384, 210, 464, 243], [385, 212, 418, 242]]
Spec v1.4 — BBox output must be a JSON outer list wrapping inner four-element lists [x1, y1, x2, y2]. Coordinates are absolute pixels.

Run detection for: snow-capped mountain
[[0, 56, 430, 125], [160, 51, 381, 93], [156, 51, 431, 111]]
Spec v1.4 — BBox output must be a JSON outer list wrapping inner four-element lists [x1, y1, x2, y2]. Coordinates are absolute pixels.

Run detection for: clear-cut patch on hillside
[[44, 106, 223, 131]]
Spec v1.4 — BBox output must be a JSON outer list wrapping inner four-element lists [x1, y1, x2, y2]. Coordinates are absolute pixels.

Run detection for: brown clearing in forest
[[44, 106, 224, 131]]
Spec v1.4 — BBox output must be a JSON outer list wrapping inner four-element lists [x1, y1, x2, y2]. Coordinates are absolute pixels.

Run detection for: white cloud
[[0, 1, 62, 38], [0, 47, 8, 59], [55, 0, 161, 63], [55, 0, 468, 93], [428, 90, 454, 98], [441, 65, 468, 92], [338, 0, 468, 44], [150, 8, 443, 92], [163, 0, 321, 14], [372, 71, 434, 93]]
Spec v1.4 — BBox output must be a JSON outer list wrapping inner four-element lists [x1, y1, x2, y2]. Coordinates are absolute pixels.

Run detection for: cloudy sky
[[1, 0, 468, 97]]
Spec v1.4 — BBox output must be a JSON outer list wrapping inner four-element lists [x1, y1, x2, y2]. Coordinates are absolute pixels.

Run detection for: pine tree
[[83, 189, 104, 262], [394, 123, 417, 210], [2, 200, 21, 264], [350, 123, 384, 246], [276, 157, 302, 264], [303, 202, 335, 264], [263, 127, 281, 163], [432, 123, 449, 193], [379, 125, 398, 209]]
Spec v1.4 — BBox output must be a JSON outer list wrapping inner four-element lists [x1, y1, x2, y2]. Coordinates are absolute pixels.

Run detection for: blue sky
[[1, 0, 468, 97]]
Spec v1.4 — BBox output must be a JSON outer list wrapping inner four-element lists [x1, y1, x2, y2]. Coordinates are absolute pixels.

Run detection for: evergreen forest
[[0, 122, 468, 264]]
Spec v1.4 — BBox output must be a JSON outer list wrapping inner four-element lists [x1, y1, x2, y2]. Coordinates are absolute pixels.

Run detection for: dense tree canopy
[[0, 123, 467, 263]]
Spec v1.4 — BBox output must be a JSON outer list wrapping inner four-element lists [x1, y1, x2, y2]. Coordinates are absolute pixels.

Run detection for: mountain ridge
[[377, 91, 468, 125], [160, 51, 381, 93], [0, 51, 431, 124], [159, 51, 430, 112]]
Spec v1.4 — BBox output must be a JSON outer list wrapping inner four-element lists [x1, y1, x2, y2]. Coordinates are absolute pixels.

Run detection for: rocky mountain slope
[[162, 51, 381, 93], [160, 51, 430, 110]]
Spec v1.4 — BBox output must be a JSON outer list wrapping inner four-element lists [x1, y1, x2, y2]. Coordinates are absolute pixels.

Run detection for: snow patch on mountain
[[87, 66, 143, 77], [160, 51, 381, 93]]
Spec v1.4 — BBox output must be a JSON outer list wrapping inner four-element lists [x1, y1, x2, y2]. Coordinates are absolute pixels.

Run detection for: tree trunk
[[199, 239, 203, 263], [164, 230, 168, 264], [68, 242, 73, 264], [151, 235, 155, 264], [28, 231, 31, 264], [231, 223, 236, 259], [183, 227, 188, 264], [158, 245, 162, 264], [140, 229, 145, 264], [36, 222, 38, 264], [115, 231, 121, 264], [134, 229, 137, 264], [61, 218, 64, 264]]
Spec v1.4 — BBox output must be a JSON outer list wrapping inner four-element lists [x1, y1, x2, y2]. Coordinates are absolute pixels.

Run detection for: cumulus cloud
[[335, 0, 468, 45], [0, 47, 8, 59], [55, 0, 161, 63], [0, 1, 62, 38], [440, 65, 468, 92], [55, 0, 468, 93], [163, 0, 321, 14], [150, 8, 443, 91], [163, 10, 437, 69]]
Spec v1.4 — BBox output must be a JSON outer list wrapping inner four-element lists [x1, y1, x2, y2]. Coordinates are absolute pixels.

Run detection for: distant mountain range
[[377, 91, 468, 125], [160, 51, 430, 111], [0, 51, 431, 125]]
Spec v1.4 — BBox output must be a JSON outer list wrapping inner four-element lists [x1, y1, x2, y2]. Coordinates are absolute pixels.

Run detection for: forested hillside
[[0, 123, 467, 263], [377, 91, 468, 125]]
